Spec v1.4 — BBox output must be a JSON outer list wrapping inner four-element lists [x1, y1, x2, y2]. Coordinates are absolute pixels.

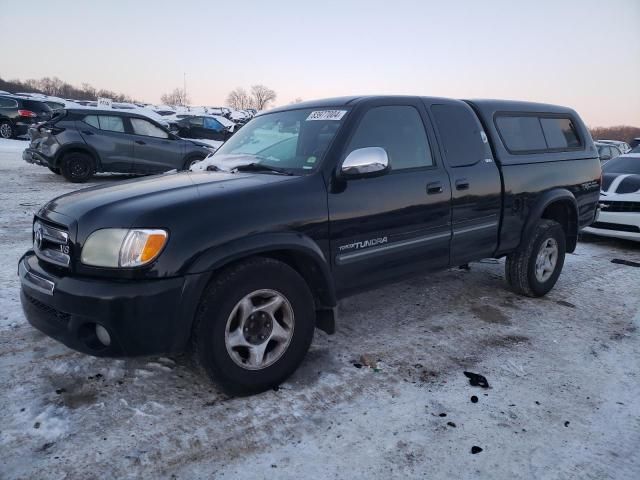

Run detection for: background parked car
[[22, 108, 215, 182], [0, 95, 52, 139], [596, 139, 631, 154], [583, 153, 640, 242], [595, 141, 623, 163], [173, 114, 236, 141]]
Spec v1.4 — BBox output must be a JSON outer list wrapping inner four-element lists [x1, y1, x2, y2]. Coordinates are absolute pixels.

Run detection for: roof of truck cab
[[263, 95, 464, 115], [465, 99, 579, 116], [265, 96, 581, 115]]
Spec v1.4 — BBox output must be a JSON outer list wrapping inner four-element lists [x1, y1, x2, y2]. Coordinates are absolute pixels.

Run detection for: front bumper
[[23, 148, 52, 167], [583, 210, 640, 242], [19, 252, 207, 357]]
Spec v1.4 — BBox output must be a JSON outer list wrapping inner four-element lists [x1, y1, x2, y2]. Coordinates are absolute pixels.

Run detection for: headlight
[[81, 228, 168, 268]]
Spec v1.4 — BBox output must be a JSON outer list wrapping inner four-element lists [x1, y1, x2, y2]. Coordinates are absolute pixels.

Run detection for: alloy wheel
[[224, 289, 295, 370]]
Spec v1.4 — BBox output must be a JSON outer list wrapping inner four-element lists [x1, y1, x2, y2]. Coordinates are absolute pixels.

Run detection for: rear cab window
[[431, 103, 493, 167], [495, 114, 583, 153]]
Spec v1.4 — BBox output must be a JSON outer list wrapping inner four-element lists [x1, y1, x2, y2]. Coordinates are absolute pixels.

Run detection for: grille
[[599, 201, 640, 213], [25, 293, 71, 325], [591, 222, 640, 233], [33, 219, 71, 268]]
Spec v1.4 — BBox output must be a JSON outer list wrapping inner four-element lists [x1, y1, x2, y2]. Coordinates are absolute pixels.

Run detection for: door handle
[[81, 130, 94, 135], [455, 178, 470, 190], [427, 182, 443, 194], [135, 140, 146, 145]]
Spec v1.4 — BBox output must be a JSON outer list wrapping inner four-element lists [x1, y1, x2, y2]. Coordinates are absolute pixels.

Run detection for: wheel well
[[57, 148, 98, 170], [183, 153, 207, 169], [203, 249, 335, 311], [541, 200, 578, 252], [256, 250, 334, 310]]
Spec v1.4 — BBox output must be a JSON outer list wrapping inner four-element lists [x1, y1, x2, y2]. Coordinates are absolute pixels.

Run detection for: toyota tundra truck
[[18, 96, 601, 394]]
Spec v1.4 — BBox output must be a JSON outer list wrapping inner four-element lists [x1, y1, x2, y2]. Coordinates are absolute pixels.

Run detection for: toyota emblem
[[34, 227, 43, 250]]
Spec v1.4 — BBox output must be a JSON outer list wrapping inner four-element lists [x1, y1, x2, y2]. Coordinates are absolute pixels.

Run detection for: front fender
[[185, 231, 336, 308]]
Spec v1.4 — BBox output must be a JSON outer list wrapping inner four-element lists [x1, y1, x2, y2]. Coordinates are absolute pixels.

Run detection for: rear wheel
[[193, 257, 316, 395], [0, 121, 14, 139], [60, 152, 93, 183], [505, 219, 566, 297]]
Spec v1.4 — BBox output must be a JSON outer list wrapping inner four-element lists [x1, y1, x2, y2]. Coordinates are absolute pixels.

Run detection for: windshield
[[631, 144, 640, 154], [204, 108, 348, 174], [602, 156, 640, 175]]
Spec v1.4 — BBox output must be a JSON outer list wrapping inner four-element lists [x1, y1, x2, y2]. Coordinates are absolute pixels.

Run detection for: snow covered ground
[[0, 137, 639, 479]]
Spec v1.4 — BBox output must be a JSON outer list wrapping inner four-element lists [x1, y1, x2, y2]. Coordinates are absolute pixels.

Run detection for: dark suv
[[0, 95, 53, 139], [23, 108, 214, 182], [174, 115, 234, 141]]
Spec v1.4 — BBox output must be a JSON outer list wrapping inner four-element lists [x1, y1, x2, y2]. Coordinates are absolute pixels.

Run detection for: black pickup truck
[[19, 96, 601, 394]]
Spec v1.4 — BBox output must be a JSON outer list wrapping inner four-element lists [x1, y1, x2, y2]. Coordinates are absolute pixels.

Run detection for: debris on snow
[[464, 371, 490, 388]]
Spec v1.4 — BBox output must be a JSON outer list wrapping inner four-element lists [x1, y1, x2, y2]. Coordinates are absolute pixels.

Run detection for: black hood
[[602, 173, 640, 194]]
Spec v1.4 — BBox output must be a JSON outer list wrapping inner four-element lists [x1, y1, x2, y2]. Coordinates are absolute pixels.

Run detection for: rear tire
[[505, 219, 566, 297], [193, 257, 315, 395], [0, 121, 14, 139], [60, 152, 93, 183]]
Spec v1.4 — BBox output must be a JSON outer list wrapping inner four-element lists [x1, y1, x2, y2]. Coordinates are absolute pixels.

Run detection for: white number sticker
[[306, 110, 347, 121]]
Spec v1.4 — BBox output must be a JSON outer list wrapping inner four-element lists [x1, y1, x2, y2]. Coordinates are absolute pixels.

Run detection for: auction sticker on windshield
[[306, 110, 347, 121]]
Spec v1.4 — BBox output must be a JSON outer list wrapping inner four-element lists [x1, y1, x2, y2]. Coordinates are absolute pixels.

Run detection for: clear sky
[[1, 0, 638, 126]]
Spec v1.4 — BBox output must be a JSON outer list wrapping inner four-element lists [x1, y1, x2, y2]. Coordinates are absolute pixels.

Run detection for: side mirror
[[340, 147, 389, 178]]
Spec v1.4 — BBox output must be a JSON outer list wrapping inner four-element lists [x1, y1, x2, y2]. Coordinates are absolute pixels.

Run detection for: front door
[[128, 117, 185, 173], [328, 101, 452, 295], [429, 101, 502, 265]]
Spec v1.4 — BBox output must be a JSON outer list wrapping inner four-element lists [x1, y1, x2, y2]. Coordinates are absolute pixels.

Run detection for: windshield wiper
[[232, 163, 294, 176]]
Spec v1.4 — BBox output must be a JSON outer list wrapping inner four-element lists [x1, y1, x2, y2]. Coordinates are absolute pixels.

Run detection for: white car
[[584, 154, 640, 242]]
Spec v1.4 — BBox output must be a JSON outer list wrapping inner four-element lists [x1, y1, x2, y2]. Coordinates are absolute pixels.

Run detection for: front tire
[[505, 219, 566, 297], [0, 121, 14, 139], [193, 257, 316, 395], [183, 155, 205, 170], [60, 152, 93, 183]]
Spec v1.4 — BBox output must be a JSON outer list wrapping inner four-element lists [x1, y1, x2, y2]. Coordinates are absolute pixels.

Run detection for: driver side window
[[345, 106, 433, 170], [130, 118, 169, 138]]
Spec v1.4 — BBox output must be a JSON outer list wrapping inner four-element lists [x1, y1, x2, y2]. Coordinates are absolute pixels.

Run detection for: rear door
[[128, 117, 185, 172], [428, 101, 502, 265], [329, 101, 452, 294], [77, 114, 135, 172]]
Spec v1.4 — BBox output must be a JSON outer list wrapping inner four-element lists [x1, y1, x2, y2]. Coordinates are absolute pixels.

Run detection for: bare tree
[[290, 97, 303, 104], [0, 75, 139, 102], [226, 87, 251, 110], [250, 85, 277, 110], [160, 87, 190, 106], [590, 125, 640, 144]]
